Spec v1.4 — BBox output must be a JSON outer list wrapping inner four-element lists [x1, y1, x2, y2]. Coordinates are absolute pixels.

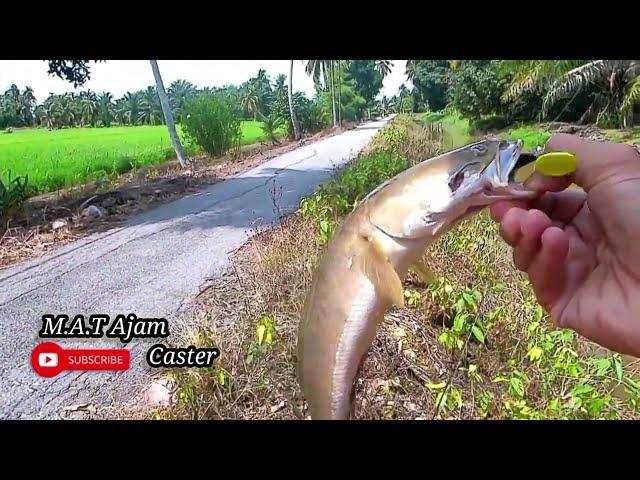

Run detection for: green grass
[[422, 112, 472, 148], [501, 126, 551, 151], [0, 121, 275, 194]]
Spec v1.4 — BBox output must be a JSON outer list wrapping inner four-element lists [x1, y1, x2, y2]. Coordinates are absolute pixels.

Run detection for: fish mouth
[[479, 139, 539, 200]]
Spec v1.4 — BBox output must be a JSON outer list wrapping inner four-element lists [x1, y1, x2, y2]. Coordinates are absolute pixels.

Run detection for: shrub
[[182, 92, 241, 156], [0, 171, 29, 229]]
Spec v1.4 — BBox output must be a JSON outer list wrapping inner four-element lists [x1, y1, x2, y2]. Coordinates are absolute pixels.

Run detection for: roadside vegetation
[[168, 115, 640, 420]]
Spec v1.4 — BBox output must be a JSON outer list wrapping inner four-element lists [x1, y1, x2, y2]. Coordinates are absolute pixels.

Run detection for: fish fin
[[359, 237, 405, 308], [410, 257, 438, 286]]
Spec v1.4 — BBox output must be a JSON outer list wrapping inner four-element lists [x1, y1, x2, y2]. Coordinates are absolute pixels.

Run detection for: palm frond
[[542, 61, 606, 114], [501, 60, 587, 102], [622, 74, 640, 113]]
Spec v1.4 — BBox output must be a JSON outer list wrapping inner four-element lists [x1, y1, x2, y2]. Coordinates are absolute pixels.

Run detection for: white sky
[[0, 60, 409, 103]]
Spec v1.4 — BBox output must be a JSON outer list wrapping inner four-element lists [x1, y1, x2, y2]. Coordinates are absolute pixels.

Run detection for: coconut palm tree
[[306, 60, 337, 126], [274, 73, 287, 92], [397, 84, 410, 113], [288, 60, 300, 140], [405, 60, 418, 82], [150, 60, 188, 169], [240, 85, 260, 120], [375, 60, 393, 77], [502, 60, 640, 127]]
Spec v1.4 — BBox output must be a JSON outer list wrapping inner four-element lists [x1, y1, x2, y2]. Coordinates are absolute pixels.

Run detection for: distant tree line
[[395, 60, 639, 129]]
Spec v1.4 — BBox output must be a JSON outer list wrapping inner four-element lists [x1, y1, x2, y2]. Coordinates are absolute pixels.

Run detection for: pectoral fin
[[358, 237, 405, 308], [410, 257, 438, 286]]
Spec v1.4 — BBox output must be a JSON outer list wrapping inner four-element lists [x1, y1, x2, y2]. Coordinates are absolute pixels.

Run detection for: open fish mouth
[[480, 139, 539, 199]]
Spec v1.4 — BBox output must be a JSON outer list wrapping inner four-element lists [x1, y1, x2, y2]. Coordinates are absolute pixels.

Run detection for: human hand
[[490, 133, 640, 357]]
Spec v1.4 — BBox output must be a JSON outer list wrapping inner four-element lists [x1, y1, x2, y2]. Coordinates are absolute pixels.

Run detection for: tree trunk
[[329, 61, 337, 126], [337, 60, 342, 125], [288, 60, 301, 140], [150, 60, 188, 169]]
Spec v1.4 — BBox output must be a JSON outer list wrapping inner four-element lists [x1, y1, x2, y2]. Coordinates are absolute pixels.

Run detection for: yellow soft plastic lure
[[534, 151, 577, 177]]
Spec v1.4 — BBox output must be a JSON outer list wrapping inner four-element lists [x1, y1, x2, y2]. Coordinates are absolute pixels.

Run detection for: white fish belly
[[330, 275, 385, 419]]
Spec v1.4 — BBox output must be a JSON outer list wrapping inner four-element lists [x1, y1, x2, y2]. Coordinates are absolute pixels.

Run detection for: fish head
[[436, 137, 539, 228], [367, 138, 539, 239]]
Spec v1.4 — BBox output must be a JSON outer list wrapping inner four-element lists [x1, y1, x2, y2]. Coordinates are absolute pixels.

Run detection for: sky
[[0, 60, 410, 103]]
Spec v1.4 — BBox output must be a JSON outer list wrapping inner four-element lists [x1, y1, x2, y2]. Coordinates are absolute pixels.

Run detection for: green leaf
[[319, 219, 329, 233], [426, 382, 446, 390], [450, 388, 463, 408], [571, 383, 594, 397], [549, 398, 559, 411], [535, 305, 544, 321], [472, 290, 482, 303], [614, 357, 623, 382], [444, 284, 453, 294], [472, 325, 485, 344], [587, 398, 605, 416], [256, 324, 266, 345], [456, 297, 466, 314], [435, 391, 447, 409], [462, 292, 475, 307], [453, 313, 466, 332], [509, 377, 525, 398], [595, 358, 611, 376], [527, 345, 543, 362]]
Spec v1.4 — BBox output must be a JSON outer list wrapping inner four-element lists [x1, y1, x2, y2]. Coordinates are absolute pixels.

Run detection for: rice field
[[0, 121, 274, 193]]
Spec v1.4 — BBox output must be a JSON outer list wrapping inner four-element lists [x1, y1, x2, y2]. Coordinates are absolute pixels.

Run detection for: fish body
[[297, 138, 539, 420]]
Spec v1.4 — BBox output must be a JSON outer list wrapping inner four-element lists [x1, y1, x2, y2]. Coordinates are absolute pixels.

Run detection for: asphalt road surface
[[0, 117, 392, 419]]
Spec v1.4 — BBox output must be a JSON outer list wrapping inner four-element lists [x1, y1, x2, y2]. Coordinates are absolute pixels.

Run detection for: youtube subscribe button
[[31, 342, 130, 378]]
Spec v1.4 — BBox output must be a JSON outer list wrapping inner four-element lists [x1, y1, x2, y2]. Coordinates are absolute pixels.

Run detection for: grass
[[421, 112, 472, 148], [167, 115, 640, 420], [0, 121, 277, 194], [501, 125, 551, 151]]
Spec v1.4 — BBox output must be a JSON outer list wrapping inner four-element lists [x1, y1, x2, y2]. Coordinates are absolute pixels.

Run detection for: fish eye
[[470, 144, 488, 156]]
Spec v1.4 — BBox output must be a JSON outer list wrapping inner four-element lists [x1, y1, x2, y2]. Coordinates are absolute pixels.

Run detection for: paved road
[[0, 117, 391, 419]]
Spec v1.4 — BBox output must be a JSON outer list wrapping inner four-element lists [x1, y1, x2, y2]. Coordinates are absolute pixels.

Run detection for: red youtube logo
[[31, 342, 64, 377]]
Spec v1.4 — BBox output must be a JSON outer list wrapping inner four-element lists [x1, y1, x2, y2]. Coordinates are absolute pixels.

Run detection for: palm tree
[[79, 90, 98, 126], [139, 86, 163, 125], [502, 60, 640, 127], [97, 92, 115, 127], [240, 85, 260, 120], [167, 79, 197, 122], [118, 92, 142, 125], [288, 60, 300, 140], [405, 60, 418, 82], [306, 60, 337, 126], [150, 60, 188, 169], [375, 60, 393, 77], [397, 84, 410, 113], [274, 74, 287, 92]]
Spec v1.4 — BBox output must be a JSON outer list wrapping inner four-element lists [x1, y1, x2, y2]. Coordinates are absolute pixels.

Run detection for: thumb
[[544, 133, 640, 192]]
